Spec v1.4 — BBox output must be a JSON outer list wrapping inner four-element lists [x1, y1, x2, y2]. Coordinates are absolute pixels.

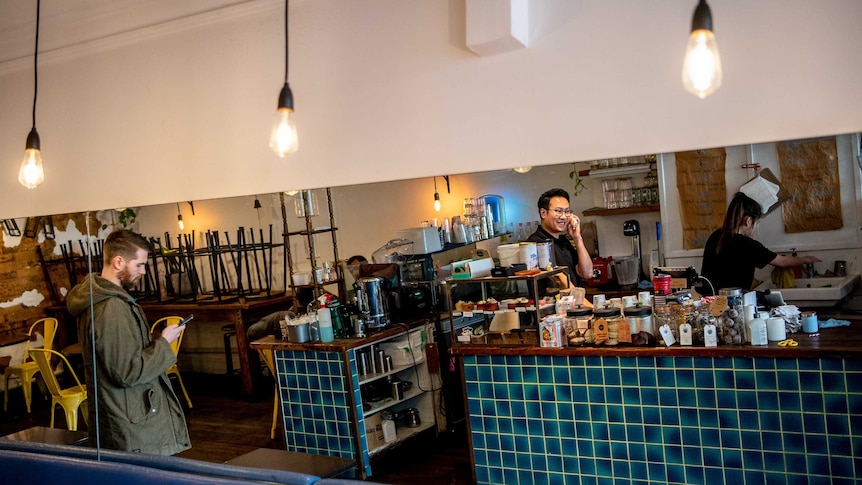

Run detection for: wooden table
[[0, 333, 29, 374], [139, 294, 294, 397], [224, 448, 355, 478], [1, 426, 89, 446]]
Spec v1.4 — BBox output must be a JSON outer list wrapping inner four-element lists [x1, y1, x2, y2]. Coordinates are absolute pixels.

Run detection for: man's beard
[[117, 268, 140, 289]]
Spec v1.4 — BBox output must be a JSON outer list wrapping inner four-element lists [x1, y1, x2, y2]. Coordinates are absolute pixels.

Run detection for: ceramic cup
[[801, 311, 818, 333]]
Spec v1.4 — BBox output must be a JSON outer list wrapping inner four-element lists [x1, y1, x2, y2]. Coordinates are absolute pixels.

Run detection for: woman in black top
[[700, 192, 820, 295]]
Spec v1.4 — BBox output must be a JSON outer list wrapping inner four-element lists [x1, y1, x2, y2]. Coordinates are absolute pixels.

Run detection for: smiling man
[[67, 229, 190, 454], [526, 188, 593, 287]]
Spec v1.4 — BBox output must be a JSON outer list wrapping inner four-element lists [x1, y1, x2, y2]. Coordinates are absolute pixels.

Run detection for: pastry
[[485, 298, 499, 311]]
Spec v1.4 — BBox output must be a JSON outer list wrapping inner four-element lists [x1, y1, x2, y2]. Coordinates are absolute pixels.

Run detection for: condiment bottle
[[749, 312, 768, 346], [317, 296, 334, 343]]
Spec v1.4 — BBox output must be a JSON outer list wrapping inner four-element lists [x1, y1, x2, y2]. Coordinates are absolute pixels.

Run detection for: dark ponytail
[[714, 192, 762, 254]]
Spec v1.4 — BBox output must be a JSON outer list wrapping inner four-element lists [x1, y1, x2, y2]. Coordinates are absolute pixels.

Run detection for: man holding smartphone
[[526, 188, 593, 288], [67, 229, 190, 454]]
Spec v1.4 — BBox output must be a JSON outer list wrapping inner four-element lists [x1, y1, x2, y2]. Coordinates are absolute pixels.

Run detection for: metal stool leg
[[221, 324, 237, 375]]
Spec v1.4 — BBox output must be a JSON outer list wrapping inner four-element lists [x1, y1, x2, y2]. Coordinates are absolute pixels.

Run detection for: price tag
[[495, 310, 506, 315], [709, 296, 728, 317], [463, 311, 473, 317], [617, 319, 632, 344], [516, 307, 526, 313], [679, 323, 692, 346], [704, 324, 717, 347], [453, 312, 463, 317], [659, 324, 676, 347], [593, 318, 609, 344]]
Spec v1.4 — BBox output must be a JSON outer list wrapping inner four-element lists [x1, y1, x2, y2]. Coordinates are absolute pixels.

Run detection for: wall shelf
[[582, 205, 660, 217]]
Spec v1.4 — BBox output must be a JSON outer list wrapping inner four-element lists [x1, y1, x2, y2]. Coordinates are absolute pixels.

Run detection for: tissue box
[[397, 227, 442, 254]]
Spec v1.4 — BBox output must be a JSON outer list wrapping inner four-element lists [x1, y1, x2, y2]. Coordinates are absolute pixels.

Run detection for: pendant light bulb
[[269, 88, 298, 157], [19, 128, 44, 189], [682, 0, 722, 99], [513, 166, 532, 174], [434, 192, 441, 212], [177, 214, 184, 231]]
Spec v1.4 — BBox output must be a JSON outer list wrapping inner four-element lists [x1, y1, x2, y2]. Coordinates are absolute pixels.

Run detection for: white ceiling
[[0, 0, 250, 64]]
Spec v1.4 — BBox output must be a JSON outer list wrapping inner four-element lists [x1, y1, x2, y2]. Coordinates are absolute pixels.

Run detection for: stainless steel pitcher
[[355, 276, 390, 330]]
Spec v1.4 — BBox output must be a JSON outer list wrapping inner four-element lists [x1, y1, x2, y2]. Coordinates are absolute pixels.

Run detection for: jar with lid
[[653, 305, 675, 346], [624, 305, 655, 346], [717, 287, 747, 344], [592, 306, 623, 346], [689, 305, 714, 345], [564, 306, 593, 346]]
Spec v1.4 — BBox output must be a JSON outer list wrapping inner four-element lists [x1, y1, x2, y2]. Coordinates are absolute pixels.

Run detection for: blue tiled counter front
[[461, 353, 861, 484]]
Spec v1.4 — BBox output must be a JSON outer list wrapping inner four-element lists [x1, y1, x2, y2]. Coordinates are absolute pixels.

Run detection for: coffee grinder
[[623, 220, 648, 282]]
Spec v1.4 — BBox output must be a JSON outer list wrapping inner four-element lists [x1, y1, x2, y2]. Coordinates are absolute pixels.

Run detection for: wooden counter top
[[250, 317, 434, 352], [449, 322, 861, 359]]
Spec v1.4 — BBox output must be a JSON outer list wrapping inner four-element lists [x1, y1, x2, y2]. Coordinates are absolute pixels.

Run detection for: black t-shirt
[[700, 229, 776, 295], [526, 226, 583, 286]]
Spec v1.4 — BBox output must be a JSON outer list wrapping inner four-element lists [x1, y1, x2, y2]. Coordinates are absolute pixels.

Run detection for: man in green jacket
[[67, 229, 190, 455]]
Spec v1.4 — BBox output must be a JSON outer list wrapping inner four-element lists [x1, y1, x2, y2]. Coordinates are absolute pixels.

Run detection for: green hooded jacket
[[67, 274, 190, 455]]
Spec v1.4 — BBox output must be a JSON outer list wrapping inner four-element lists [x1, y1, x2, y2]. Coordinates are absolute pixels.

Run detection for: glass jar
[[624, 305, 655, 346], [653, 304, 674, 345], [564, 307, 593, 346], [689, 306, 713, 345], [592, 306, 623, 346], [717, 287, 747, 344]]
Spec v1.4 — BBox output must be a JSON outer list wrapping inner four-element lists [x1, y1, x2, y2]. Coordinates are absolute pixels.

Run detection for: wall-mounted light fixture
[[682, 0, 722, 99], [513, 166, 532, 174], [433, 178, 441, 212], [18, 0, 45, 189], [269, 0, 298, 157]]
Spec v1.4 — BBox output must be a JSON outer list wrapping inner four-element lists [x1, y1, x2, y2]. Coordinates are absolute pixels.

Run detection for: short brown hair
[[103, 229, 152, 265]]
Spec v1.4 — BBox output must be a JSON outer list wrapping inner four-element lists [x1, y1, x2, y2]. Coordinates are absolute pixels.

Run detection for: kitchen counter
[[452, 321, 861, 484], [449, 323, 861, 359]]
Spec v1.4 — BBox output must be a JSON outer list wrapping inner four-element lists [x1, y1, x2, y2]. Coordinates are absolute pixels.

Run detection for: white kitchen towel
[[740, 175, 780, 213]]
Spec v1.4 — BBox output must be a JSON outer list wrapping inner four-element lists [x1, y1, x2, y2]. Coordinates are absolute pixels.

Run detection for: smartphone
[[179, 315, 194, 326]]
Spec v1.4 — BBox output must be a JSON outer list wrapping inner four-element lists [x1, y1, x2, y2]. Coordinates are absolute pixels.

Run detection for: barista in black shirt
[[526, 188, 593, 287], [700, 192, 821, 295]]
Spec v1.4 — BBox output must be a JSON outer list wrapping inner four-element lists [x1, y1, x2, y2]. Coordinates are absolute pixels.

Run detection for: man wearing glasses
[[527, 188, 593, 287]]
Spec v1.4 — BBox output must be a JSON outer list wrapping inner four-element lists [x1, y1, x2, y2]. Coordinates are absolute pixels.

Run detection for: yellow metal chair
[[4, 317, 58, 413], [258, 348, 280, 439], [28, 349, 88, 431], [151, 316, 193, 408]]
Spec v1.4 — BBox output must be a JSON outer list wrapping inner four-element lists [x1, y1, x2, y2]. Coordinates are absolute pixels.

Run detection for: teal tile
[[661, 408, 680, 426], [779, 391, 802, 411], [781, 412, 803, 433], [638, 370, 657, 387], [538, 366, 553, 382], [643, 406, 661, 424], [682, 426, 701, 446], [807, 454, 829, 475], [823, 373, 847, 393], [636, 356, 656, 368], [570, 367, 587, 385], [715, 370, 735, 388], [684, 466, 705, 485], [627, 425, 644, 443], [736, 371, 755, 389], [722, 448, 743, 468], [646, 443, 663, 462], [647, 462, 667, 482], [704, 466, 724, 484], [579, 457, 596, 475], [776, 358, 798, 370], [621, 368, 639, 386], [742, 469, 765, 485], [590, 404, 607, 421], [594, 440, 611, 458], [606, 387, 622, 404], [607, 404, 623, 422], [738, 390, 757, 409], [609, 423, 626, 441], [506, 366, 522, 382], [741, 430, 762, 450], [624, 405, 643, 423], [644, 424, 662, 444], [828, 435, 852, 456], [826, 413, 849, 435], [718, 409, 739, 429], [684, 445, 703, 465], [666, 463, 685, 483], [587, 367, 604, 385], [524, 383, 539, 401], [758, 390, 779, 410], [659, 388, 677, 406], [680, 407, 698, 427], [677, 369, 694, 387], [591, 422, 609, 440], [630, 461, 648, 480], [589, 386, 606, 403], [596, 458, 612, 477], [541, 402, 559, 421], [522, 365, 537, 383], [678, 389, 697, 407], [577, 437, 594, 456], [663, 426, 682, 445], [717, 389, 737, 407], [821, 359, 843, 371], [657, 369, 675, 387], [777, 371, 801, 391], [697, 389, 717, 408], [755, 370, 777, 390], [536, 355, 552, 367], [733, 358, 754, 370], [830, 456, 853, 477], [604, 367, 621, 386], [491, 365, 507, 382], [720, 429, 741, 448]]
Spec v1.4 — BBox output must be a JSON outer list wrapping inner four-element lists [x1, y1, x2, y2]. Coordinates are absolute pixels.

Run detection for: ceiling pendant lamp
[[681, 0, 722, 99], [18, 0, 45, 189], [433, 177, 441, 212], [177, 203, 185, 231], [513, 166, 532, 174], [269, 0, 298, 157]]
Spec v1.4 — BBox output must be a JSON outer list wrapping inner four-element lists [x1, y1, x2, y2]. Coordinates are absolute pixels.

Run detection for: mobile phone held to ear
[[179, 315, 194, 326]]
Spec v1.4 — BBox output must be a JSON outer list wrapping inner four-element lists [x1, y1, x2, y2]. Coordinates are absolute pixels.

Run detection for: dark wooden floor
[[0, 372, 474, 484]]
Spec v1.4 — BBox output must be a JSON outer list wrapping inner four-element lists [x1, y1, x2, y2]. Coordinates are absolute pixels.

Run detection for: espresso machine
[[355, 276, 390, 332]]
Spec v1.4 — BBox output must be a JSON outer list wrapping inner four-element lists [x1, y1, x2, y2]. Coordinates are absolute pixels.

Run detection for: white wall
[[1, 0, 862, 219]]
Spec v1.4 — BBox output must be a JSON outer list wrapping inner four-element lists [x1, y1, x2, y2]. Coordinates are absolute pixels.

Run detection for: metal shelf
[[582, 204, 660, 216]]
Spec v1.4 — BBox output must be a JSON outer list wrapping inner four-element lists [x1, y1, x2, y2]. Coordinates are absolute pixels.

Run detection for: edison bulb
[[177, 215, 185, 231], [682, 29, 722, 99], [19, 147, 44, 189], [269, 107, 299, 157]]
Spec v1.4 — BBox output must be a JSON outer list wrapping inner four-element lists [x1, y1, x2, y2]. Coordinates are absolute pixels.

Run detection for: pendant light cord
[[283, 0, 289, 84], [32, 0, 40, 130]]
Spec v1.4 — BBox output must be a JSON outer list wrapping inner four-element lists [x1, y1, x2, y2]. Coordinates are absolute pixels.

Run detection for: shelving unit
[[579, 162, 661, 217], [281, 188, 346, 306], [444, 268, 569, 344]]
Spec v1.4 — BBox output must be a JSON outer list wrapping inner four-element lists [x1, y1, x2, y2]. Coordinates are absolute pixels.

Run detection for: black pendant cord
[[32, 0, 40, 130], [283, 0, 289, 84]]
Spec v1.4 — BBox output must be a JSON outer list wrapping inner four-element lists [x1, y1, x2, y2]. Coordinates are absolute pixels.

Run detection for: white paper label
[[679, 323, 692, 346], [516, 307, 526, 313], [659, 324, 676, 347], [704, 324, 717, 347]]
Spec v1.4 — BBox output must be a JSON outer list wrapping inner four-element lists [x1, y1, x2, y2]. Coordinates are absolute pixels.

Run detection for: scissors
[[777, 338, 798, 347]]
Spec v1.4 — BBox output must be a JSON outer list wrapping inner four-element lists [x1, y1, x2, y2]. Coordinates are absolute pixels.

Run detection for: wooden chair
[[151, 316, 192, 408], [258, 348, 280, 439], [28, 349, 88, 431], [4, 317, 58, 413]]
